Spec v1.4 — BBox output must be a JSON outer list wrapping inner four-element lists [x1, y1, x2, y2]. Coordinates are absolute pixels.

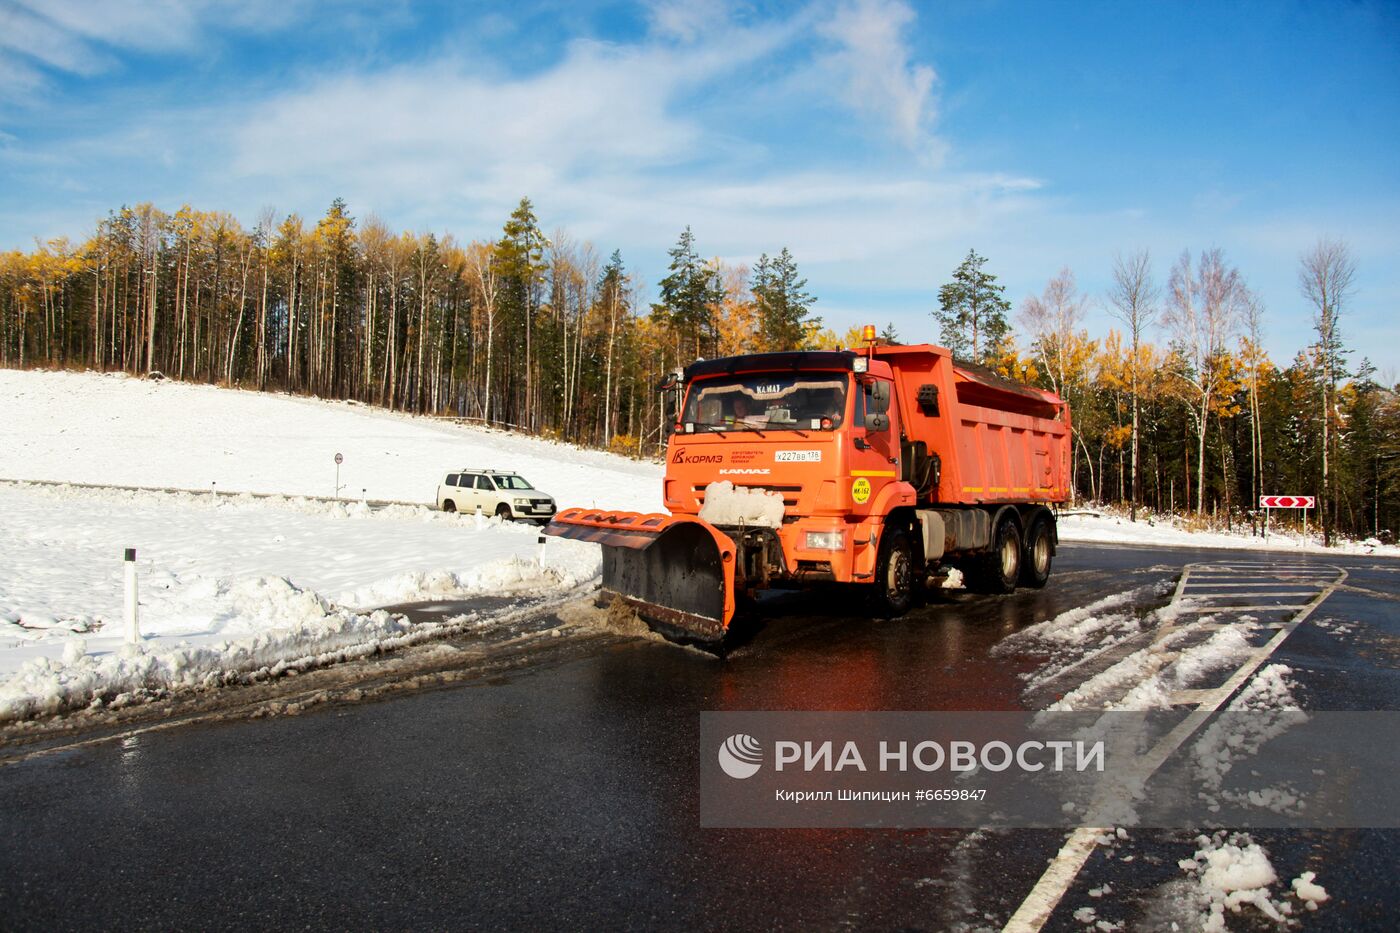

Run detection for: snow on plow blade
[[544, 509, 737, 641]]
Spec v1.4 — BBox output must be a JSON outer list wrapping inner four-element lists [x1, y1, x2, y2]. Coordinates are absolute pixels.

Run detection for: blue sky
[[2, 0, 1397, 373]]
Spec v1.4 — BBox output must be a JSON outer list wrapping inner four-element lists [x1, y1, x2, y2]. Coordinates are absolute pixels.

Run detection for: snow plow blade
[[544, 509, 737, 641]]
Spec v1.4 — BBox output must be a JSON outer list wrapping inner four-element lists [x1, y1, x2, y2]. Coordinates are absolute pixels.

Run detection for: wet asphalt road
[[1, 543, 1397, 931]]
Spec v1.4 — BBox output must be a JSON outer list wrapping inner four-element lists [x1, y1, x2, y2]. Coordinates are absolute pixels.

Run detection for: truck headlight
[[514, 498, 530, 507], [804, 531, 845, 551]]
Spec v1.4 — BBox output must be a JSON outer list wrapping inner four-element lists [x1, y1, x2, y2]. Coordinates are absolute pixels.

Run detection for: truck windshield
[[682, 373, 849, 432], [493, 475, 535, 490]]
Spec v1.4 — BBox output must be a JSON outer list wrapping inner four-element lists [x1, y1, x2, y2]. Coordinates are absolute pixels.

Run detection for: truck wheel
[[968, 519, 1021, 594], [495, 503, 513, 521], [873, 530, 915, 616], [442, 500, 456, 513], [1020, 518, 1053, 588]]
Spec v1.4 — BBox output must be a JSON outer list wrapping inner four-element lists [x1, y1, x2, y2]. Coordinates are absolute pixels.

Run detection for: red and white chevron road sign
[[1260, 495, 1315, 508]]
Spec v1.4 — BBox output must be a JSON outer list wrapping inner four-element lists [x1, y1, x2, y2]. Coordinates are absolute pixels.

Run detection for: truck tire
[[495, 503, 513, 521], [873, 530, 915, 616], [967, 518, 1021, 594], [442, 499, 456, 513], [1020, 517, 1053, 588]]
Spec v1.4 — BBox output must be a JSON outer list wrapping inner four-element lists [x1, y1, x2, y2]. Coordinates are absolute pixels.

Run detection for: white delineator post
[[537, 534, 548, 567], [123, 547, 140, 643]]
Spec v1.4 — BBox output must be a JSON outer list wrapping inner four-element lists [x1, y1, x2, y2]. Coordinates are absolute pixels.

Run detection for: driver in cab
[[727, 395, 768, 428]]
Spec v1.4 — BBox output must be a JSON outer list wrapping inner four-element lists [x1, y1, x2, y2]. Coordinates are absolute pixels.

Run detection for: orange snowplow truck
[[545, 339, 1072, 642]]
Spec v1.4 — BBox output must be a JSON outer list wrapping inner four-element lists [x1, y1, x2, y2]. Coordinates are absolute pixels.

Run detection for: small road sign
[[334, 452, 343, 465], [1260, 495, 1314, 509]]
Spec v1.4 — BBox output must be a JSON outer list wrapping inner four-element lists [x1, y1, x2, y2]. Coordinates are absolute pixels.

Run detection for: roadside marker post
[[123, 548, 140, 643], [537, 534, 548, 567], [333, 452, 344, 500]]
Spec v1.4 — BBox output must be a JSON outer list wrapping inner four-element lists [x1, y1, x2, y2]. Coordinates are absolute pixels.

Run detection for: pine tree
[[934, 249, 1010, 363], [654, 227, 722, 360], [496, 197, 549, 427], [752, 247, 817, 351]]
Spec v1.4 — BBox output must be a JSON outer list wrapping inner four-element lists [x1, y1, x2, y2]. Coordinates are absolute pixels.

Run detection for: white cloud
[[230, 44, 699, 202], [816, 0, 939, 156], [646, 0, 735, 42], [0, 0, 312, 98], [0, 3, 115, 80]]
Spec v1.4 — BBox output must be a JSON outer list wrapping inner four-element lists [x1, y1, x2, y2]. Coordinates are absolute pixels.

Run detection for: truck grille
[[693, 484, 802, 509]]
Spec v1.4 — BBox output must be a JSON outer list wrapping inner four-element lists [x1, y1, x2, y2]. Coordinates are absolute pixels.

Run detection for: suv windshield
[[493, 475, 535, 490], [682, 373, 849, 432]]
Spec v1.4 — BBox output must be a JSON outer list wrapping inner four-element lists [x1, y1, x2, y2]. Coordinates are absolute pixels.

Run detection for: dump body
[[546, 343, 1071, 641], [871, 344, 1071, 506]]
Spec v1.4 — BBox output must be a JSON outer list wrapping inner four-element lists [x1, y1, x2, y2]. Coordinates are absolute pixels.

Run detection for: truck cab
[[662, 351, 914, 601]]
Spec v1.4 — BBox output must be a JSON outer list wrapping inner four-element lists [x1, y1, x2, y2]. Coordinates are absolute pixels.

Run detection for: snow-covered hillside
[[0, 369, 663, 720], [0, 369, 663, 509]]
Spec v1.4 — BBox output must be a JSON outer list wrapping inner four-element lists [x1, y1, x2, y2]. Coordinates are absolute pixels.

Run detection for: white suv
[[436, 470, 557, 524]]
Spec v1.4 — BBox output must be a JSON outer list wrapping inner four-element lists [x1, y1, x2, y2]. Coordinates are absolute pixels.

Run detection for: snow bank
[[0, 561, 580, 722], [698, 481, 785, 527], [0, 482, 602, 720], [1058, 505, 1400, 557]]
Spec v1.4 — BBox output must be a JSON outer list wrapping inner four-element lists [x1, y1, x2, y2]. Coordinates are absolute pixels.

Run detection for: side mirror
[[869, 380, 891, 412], [863, 412, 890, 432]]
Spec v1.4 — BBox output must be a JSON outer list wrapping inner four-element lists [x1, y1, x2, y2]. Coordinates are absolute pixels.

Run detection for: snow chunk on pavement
[[698, 481, 785, 527], [1177, 832, 1294, 931], [1290, 871, 1329, 909]]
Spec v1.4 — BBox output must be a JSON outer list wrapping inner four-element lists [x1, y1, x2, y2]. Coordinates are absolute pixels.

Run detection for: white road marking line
[[1002, 562, 1346, 933], [1173, 604, 1311, 612], [1181, 582, 1327, 588]]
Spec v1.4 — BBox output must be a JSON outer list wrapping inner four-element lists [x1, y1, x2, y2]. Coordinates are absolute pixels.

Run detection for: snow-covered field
[[0, 369, 661, 720], [0, 369, 662, 507]]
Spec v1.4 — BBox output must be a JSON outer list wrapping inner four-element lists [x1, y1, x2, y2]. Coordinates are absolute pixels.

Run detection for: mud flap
[[544, 509, 737, 641]]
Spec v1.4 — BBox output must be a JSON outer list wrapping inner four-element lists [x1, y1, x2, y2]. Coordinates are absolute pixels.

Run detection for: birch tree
[[1165, 249, 1244, 514], [1106, 250, 1160, 521], [1299, 238, 1356, 546]]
